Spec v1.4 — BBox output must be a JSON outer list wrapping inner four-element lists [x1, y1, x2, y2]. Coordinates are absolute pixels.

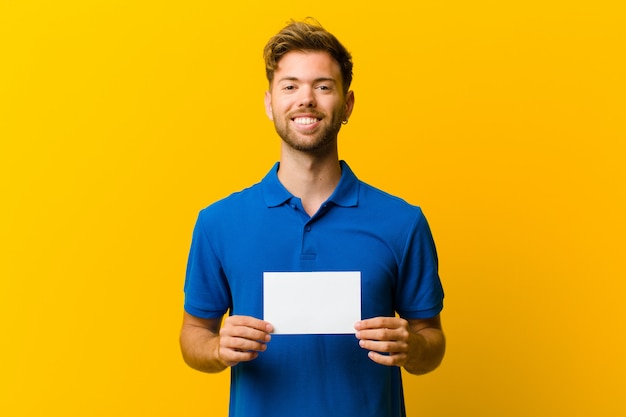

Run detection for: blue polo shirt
[[184, 161, 443, 417]]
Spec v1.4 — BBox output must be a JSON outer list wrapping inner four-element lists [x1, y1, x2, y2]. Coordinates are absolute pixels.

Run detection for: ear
[[264, 91, 273, 121], [344, 90, 355, 121]]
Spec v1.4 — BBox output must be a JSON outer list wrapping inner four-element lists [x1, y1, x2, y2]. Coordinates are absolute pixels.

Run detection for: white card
[[263, 271, 361, 334]]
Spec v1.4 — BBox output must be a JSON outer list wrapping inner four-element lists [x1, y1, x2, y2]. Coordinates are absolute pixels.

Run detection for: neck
[[277, 146, 342, 216]]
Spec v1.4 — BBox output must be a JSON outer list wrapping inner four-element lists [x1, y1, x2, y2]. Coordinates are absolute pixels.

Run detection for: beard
[[273, 111, 343, 155]]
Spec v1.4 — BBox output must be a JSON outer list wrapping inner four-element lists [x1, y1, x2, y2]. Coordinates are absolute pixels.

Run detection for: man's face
[[265, 51, 354, 155]]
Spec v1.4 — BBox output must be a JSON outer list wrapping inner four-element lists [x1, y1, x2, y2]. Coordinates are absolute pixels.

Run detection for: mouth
[[292, 116, 322, 126]]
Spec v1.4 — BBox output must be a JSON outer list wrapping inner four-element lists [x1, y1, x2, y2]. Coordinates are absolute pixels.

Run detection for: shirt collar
[[261, 160, 359, 208]]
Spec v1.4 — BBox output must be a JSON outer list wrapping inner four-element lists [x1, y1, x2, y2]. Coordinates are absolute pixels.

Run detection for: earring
[[341, 119, 349, 125]]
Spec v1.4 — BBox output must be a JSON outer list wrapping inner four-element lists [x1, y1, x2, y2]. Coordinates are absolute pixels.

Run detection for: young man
[[180, 20, 445, 417]]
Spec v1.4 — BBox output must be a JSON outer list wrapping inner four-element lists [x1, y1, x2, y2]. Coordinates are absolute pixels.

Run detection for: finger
[[221, 334, 269, 352], [218, 333, 269, 367], [366, 351, 407, 367], [222, 316, 273, 342], [355, 328, 392, 341], [355, 316, 406, 331], [221, 324, 272, 343], [225, 315, 274, 333], [356, 326, 409, 342], [219, 347, 260, 367], [359, 339, 408, 354]]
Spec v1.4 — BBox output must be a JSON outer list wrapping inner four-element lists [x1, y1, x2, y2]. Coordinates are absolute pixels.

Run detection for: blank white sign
[[263, 271, 361, 334]]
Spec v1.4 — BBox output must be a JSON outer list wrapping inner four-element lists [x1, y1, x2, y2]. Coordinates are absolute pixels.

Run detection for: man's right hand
[[217, 315, 273, 367], [180, 312, 273, 373]]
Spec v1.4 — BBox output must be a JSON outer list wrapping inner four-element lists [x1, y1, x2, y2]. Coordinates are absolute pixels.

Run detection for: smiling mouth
[[292, 117, 321, 125]]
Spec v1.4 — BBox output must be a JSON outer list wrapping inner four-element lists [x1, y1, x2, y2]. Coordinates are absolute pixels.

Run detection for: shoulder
[[358, 180, 426, 221], [198, 182, 264, 223]]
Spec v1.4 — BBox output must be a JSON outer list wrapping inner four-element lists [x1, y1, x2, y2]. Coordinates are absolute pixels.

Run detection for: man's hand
[[354, 315, 445, 374], [180, 312, 273, 373], [354, 317, 413, 366], [217, 315, 274, 367]]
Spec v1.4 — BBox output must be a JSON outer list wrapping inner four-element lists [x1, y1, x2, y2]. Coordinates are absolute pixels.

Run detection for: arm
[[180, 312, 273, 373], [355, 314, 445, 375]]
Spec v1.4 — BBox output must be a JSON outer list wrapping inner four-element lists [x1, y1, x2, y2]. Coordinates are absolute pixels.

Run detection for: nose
[[298, 86, 316, 108]]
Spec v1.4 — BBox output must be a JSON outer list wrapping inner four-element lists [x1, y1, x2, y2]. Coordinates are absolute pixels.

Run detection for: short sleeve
[[183, 210, 232, 318], [395, 209, 444, 319]]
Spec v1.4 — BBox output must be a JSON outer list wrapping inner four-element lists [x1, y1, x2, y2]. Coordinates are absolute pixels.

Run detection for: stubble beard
[[274, 113, 343, 155]]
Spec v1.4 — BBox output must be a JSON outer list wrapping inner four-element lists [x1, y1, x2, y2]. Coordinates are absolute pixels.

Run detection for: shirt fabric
[[184, 161, 444, 417]]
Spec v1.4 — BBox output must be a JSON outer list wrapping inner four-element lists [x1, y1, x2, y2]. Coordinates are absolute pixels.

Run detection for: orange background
[[1, 1, 625, 415]]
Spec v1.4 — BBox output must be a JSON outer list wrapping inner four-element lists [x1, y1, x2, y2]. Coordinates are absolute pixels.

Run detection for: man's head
[[263, 19, 353, 94]]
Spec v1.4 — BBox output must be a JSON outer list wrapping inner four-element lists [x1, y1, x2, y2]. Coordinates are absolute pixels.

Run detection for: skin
[[264, 51, 354, 215], [180, 50, 445, 376]]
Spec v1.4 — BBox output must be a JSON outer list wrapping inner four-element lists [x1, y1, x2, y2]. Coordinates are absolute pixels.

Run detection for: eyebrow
[[277, 76, 337, 84]]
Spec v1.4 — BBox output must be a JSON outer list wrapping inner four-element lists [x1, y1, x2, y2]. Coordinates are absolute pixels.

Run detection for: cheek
[[274, 103, 294, 119]]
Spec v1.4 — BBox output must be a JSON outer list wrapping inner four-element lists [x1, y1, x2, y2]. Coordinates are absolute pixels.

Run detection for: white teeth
[[293, 117, 318, 125]]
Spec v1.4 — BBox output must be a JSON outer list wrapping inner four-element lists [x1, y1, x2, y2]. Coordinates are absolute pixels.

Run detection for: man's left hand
[[354, 317, 415, 367]]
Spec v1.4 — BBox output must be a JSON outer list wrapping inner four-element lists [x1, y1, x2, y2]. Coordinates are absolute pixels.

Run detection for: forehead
[[274, 51, 342, 81]]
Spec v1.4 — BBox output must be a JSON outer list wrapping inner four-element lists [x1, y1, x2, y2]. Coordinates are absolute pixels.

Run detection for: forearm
[[403, 326, 446, 375], [180, 323, 227, 373]]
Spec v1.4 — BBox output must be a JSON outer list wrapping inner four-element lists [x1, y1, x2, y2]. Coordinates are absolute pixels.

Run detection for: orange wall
[[2, 1, 625, 416]]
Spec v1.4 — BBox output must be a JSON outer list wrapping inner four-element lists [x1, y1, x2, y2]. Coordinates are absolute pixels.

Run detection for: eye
[[316, 83, 336, 93], [283, 84, 296, 91]]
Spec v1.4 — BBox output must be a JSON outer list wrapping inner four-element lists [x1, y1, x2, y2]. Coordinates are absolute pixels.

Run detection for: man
[[180, 19, 445, 417]]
